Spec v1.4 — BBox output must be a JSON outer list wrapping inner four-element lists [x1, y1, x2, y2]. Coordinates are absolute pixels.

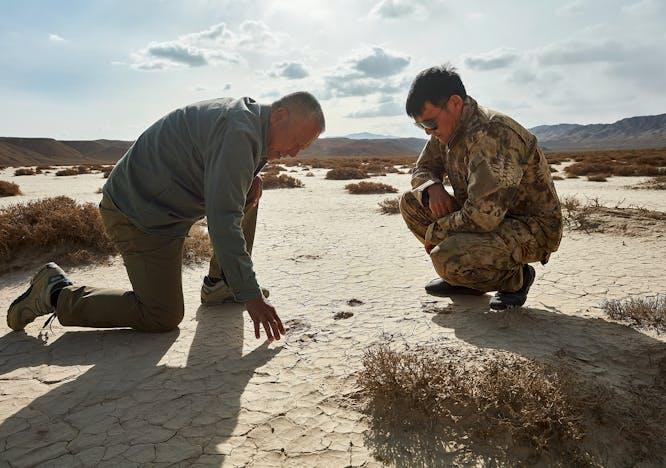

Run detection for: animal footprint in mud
[[334, 311, 354, 320]]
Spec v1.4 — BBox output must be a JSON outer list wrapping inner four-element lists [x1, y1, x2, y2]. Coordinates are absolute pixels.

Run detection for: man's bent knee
[[138, 304, 184, 333]]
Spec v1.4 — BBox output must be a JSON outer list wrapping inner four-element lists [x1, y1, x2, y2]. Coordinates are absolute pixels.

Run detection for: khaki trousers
[[399, 190, 546, 293], [56, 195, 258, 332]]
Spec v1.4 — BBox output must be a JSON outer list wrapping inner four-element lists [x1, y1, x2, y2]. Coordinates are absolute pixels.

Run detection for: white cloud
[[622, 0, 662, 15], [49, 34, 66, 43], [191, 83, 232, 92], [346, 95, 403, 118], [463, 48, 520, 70], [129, 21, 286, 70], [269, 62, 309, 79], [352, 46, 410, 78], [369, 0, 442, 19], [556, 1, 585, 16], [537, 40, 629, 65]]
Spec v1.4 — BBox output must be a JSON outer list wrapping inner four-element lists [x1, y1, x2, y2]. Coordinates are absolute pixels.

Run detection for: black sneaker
[[489, 265, 536, 311], [425, 278, 485, 297]]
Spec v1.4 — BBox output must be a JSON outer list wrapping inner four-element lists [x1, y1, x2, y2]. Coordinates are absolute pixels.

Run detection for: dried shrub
[[305, 171, 315, 177], [552, 175, 564, 181], [35, 165, 55, 171], [566, 174, 580, 179], [549, 166, 558, 173], [358, 346, 589, 458], [326, 167, 369, 180], [103, 170, 112, 178], [56, 168, 79, 176], [561, 148, 666, 177], [183, 226, 212, 265], [14, 168, 36, 176], [261, 164, 286, 175], [561, 196, 666, 234], [0, 180, 22, 197], [631, 175, 666, 190], [587, 174, 609, 182], [262, 173, 304, 189], [601, 295, 666, 331], [345, 181, 398, 194], [0, 196, 116, 272], [378, 197, 400, 214]]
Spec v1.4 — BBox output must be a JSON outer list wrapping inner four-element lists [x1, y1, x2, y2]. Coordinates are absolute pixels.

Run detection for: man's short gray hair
[[271, 91, 326, 132]]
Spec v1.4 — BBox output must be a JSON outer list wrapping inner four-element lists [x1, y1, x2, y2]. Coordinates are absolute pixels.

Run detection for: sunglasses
[[413, 99, 449, 130]]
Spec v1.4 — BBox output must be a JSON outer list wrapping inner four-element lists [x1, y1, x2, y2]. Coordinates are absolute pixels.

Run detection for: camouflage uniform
[[400, 96, 563, 292]]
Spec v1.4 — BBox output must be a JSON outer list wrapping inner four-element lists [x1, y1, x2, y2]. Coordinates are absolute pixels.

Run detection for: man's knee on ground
[[139, 304, 184, 333]]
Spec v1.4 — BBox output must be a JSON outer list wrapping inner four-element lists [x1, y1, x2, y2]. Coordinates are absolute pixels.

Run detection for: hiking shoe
[[200, 276, 269, 305], [425, 278, 485, 297], [489, 264, 536, 311], [7, 262, 72, 331]]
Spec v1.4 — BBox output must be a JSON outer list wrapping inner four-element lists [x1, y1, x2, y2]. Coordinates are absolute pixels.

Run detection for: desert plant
[[35, 165, 55, 171], [56, 168, 80, 176], [587, 174, 609, 182], [14, 168, 36, 176], [0, 180, 22, 197], [601, 295, 665, 331], [552, 175, 564, 181], [305, 171, 315, 177], [378, 197, 400, 214], [262, 173, 304, 189], [0, 196, 116, 270], [345, 181, 398, 194], [358, 346, 589, 457], [183, 226, 213, 265], [631, 175, 666, 190], [326, 167, 369, 180]]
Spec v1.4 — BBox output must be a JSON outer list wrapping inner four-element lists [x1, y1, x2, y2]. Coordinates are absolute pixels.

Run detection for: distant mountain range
[[1, 113, 665, 166], [530, 113, 666, 150]]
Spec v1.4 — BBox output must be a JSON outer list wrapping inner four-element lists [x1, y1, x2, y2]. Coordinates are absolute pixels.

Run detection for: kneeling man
[[9, 92, 324, 340], [400, 65, 562, 310]]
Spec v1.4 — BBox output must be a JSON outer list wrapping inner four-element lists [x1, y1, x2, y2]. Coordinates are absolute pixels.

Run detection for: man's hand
[[246, 175, 263, 208], [246, 296, 285, 342], [427, 184, 458, 218]]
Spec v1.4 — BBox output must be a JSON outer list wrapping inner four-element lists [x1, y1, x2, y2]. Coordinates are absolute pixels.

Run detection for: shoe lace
[[38, 313, 57, 343]]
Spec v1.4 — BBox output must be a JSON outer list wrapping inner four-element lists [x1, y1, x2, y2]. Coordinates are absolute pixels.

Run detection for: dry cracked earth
[[1, 167, 665, 466]]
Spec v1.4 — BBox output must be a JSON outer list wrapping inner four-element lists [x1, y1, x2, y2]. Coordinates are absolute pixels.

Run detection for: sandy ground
[[1, 166, 665, 466]]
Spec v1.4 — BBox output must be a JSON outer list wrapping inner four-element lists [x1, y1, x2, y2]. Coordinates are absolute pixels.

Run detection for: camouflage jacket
[[412, 96, 563, 257]]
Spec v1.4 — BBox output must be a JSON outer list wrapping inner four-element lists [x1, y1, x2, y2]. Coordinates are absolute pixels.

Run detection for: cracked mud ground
[[1, 169, 665, 466]]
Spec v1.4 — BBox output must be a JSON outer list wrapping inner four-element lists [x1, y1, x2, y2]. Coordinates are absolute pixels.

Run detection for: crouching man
[[400, 65, 563, 310], [8, 92, 324, 340]]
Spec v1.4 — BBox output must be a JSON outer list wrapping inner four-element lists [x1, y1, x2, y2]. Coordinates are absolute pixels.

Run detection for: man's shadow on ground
[[0, 304, 280, 465], [364, 295, 666, 468]]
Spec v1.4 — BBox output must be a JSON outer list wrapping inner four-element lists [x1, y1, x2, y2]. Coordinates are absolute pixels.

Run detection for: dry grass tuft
[[326, 167, 369, 180], [183, 226, 213, 265], [358, 346, 588, 457], [14, 168, 36, 176], [601, 295, 666, 331], [552, 175, 564, 181], [631, 175, 666, 190], [345, 181, 398, 194], [56, 168, 80, 176], [35, 165, 55, 171], [305, 171, 315, 177], [0, 180, 22, 197], [377, 197, 400, 214], [561, 148, 666, 178], [587, 174, 609, 182], [0, 196, 116, 272], [261, 164, 287, 175], [262, 173, 304, 189]]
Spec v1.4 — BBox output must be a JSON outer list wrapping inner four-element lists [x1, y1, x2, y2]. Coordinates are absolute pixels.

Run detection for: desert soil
[[1, 166, 665, 466]]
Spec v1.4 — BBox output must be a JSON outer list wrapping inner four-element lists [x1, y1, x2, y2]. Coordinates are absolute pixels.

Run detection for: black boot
[[489, 265, 536, 311], [425, 278, 485, 297]]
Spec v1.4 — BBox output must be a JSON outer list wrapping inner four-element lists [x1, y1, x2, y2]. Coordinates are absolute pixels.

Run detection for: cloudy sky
[[1, 0, 665, 140]]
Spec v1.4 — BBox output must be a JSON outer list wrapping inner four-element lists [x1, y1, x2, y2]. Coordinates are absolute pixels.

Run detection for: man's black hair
[[405, 64, 467, 118]]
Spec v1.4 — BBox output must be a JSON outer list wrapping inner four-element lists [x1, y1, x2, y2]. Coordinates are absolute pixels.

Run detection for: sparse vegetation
[[631, 175, 666, 190], [56, 168, 80, 176], [552, 175, 564, 181], [378, 197, 400, 214], [261, 164, 287, 175], [359, 346, 590, 459], [559, 149, 666, 177], [305, 171, 314, 177], [587, 174, 609, 182], [326, 167, 369, 180], [601, 295, 665, 331], [183, 226, 213, 265], [0, 180, 22, 197], [345, 181, 398, 194], [0, 196, 115, 271], [262, 173, 304, 189], [14, 168, 36, 176], [35, 165, 55, 171]]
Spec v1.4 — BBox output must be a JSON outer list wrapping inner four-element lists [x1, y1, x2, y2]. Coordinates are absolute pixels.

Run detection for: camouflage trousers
[[399, 190, 547, 293]]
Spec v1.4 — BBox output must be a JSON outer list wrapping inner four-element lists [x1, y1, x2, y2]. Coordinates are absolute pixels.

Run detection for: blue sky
[[1, 0, 665, 139]]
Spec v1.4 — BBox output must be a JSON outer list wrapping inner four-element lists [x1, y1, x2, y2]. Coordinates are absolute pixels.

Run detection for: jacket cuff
[[233, 285, 263, 302]]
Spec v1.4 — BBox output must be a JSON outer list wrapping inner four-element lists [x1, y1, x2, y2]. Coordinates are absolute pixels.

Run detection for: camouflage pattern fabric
[[404, 96, 563, 292]]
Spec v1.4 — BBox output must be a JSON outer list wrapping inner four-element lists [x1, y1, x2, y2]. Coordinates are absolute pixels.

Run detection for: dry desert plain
[[0, 160, 665, 467]]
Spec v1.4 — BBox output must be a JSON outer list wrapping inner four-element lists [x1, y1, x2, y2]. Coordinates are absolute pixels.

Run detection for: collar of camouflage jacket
[[447, 95, 478, 148]]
